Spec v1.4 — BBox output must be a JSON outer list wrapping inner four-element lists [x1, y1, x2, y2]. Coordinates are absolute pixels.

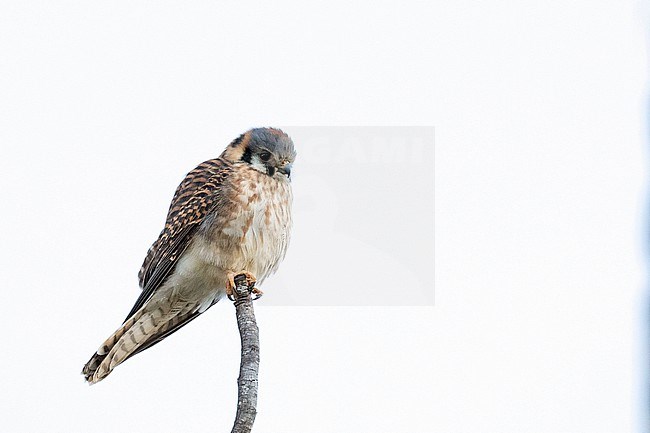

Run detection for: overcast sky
[[0, 1, 647, 432]]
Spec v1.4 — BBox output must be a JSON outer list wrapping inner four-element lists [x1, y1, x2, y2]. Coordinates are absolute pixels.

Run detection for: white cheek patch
[[249, 155, 267, 174]]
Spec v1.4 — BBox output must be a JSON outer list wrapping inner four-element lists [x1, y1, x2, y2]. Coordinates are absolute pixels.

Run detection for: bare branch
[[230, 274, 260, 433]]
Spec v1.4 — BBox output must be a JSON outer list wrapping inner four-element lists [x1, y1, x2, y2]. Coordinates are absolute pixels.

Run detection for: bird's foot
[[226, 271, 257, 301]]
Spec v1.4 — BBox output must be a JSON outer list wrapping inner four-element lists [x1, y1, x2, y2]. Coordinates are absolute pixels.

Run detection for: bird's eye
[[259, 152, 271, 162]]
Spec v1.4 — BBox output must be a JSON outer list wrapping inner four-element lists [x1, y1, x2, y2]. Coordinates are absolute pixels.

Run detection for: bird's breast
[[197, 170, 292, 284]]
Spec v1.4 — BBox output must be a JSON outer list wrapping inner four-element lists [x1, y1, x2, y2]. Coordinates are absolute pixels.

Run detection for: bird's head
[[222, 128, 296, 179]]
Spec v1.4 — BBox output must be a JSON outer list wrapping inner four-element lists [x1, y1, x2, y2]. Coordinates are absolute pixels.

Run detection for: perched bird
[[82, 127, 295, 384]]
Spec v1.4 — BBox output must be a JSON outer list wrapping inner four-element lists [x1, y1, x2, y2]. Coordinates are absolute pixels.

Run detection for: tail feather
[[82, 308, 147, 382], [82, 302, 192, 384]]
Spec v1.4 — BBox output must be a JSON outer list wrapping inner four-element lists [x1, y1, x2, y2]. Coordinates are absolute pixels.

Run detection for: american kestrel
[[82, 127, 295, 384]]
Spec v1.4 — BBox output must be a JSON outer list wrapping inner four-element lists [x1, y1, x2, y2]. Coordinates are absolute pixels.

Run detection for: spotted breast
[[192, 161, 293, 286]]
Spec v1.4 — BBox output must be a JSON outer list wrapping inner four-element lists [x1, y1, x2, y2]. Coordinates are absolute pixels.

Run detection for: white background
[[0, 1, 646, 432]]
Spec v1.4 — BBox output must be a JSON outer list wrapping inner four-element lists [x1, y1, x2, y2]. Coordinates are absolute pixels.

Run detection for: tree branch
[[230, 274, 260, 433]]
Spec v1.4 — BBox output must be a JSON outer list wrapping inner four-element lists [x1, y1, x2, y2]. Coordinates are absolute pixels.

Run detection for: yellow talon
[[226, 271, 257, 300]]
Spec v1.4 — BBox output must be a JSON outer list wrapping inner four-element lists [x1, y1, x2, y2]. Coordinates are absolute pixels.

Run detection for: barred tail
[[82, 303, 173, 384]]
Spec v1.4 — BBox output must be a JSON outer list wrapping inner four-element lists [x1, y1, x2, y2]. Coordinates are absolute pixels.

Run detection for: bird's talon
[[226, 270, 258, 301]]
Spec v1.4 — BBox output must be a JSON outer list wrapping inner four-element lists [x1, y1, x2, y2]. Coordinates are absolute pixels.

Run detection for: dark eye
[[259, 152, 271, 162]]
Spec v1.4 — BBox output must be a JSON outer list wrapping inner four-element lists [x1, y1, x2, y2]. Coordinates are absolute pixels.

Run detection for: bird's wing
[[124, 158, 232, 321]]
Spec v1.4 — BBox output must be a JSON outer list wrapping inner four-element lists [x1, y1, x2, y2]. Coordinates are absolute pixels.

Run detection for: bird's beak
[[278, 163, 292, 178]]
